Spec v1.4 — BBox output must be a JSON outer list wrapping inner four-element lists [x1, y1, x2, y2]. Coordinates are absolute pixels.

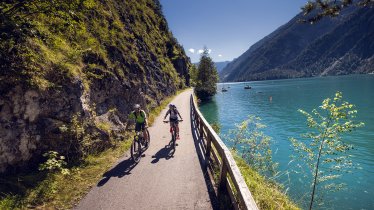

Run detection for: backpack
[[170, 108, 178, 120], [133, 110, 145, 119]]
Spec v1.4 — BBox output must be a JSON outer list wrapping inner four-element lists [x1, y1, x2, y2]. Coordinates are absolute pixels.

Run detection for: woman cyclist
[[163, 104, 183, 139]]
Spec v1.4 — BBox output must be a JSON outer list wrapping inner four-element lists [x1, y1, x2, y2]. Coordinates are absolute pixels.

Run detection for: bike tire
[[172, 130, 176, 150], [144, 129, 150, 149], [131, 138, 141, 163]]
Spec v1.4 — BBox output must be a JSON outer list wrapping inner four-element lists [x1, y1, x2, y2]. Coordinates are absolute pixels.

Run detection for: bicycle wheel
[[131, 138, 141, 163], [172, 129, 176, 149], [144, 129, 150, 149]]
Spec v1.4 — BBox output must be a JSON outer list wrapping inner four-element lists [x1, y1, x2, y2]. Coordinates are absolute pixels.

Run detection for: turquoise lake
[[199, 75, 374, 210]]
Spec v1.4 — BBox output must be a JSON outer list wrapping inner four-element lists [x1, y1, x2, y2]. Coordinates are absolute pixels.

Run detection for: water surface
[[200, 75, 374, 209]]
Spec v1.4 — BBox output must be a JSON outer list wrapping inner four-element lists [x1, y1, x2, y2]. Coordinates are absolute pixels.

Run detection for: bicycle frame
[[127, 127, 150, 163], [163, 120, 182, 149]]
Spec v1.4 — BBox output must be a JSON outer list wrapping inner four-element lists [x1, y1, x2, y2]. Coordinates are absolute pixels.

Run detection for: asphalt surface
[[75, 89, 214, 210]]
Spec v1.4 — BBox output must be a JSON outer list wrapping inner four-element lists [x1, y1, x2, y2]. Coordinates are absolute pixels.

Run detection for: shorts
[[170, 118, 179, 126], [135, 122, 145, 132]]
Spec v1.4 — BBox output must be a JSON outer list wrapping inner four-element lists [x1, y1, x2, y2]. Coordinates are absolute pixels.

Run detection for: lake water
[[199, 75, 374, 210]]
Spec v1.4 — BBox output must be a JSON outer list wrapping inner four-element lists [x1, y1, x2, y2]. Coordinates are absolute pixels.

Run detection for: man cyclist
[[128, 104, 148, 142], [163, 104, 183, 139]]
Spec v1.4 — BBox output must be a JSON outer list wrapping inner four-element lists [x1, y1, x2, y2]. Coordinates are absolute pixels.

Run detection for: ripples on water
[[200, 75, 374, 210]]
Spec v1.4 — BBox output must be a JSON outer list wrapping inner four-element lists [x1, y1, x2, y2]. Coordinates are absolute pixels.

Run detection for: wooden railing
[[190, 95, 259, 210]]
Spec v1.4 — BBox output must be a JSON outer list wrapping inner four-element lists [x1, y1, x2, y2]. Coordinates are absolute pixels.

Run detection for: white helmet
[[134, 104, 140, 109]]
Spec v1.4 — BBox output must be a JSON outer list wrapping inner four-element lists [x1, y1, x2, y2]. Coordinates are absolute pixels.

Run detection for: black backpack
[[170, 108, 178, 120]]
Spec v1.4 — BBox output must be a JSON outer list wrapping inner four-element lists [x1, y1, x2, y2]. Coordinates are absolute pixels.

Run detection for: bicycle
[[163, 120, 183, 150], [127, 127, 150, 163]]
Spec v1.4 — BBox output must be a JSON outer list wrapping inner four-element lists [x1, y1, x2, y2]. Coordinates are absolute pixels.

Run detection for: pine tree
[[195, 47, 218, 100]]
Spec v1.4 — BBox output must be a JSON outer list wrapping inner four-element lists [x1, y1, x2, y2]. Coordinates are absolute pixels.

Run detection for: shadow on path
[[190, 96, 219, 210], [151, 141, 176, 164], [97, 157, 137, 187]]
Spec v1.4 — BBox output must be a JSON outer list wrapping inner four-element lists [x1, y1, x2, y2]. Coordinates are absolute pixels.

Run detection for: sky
[[160, 0, 308, 63]]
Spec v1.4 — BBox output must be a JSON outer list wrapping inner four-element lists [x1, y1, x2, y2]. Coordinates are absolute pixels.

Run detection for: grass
[[233, 154, 300, 210], [0, 89, 189, 209]]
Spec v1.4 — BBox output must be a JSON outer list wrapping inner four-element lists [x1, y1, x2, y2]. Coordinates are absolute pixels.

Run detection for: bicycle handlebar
[[163, 120, 183, 123], [126, 126, 148, 131]]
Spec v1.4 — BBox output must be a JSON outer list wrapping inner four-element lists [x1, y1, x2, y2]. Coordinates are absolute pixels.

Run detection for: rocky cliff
[[0, 0, 191, 173], [220, 7, 374, 82]]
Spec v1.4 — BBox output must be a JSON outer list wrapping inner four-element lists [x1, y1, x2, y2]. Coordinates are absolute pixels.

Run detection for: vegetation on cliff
[[0, 0, 192, 174]]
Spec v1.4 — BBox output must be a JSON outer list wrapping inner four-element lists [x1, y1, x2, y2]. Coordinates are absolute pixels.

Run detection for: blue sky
[[160, 0, 308, 63]]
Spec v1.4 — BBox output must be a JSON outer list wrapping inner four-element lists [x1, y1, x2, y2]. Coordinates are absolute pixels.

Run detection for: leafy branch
[[290, 91, 364, 209], [300, 0, 374, 23]]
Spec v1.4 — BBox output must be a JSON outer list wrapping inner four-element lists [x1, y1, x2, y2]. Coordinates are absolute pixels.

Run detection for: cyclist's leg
[[175, 120, 180, 139], [135, 123, 141, 132], [169, 120, 173, 132]]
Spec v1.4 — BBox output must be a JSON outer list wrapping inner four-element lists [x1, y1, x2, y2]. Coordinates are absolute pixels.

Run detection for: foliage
[[234, 154, 300, 210], [0, 0, 190, 91], [39, 151, 70, 175], [194, 47, 219, 100], [189, 64, 198, 87], [227, 116, 277, 175], [289, 91, 364, 209], [301, 0, 374, 23], [0, 137, 133, 209], [211, 121, 221, 134]]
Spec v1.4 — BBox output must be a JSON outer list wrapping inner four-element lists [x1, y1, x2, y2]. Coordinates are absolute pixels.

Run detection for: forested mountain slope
[[220, 7, 373, 82]]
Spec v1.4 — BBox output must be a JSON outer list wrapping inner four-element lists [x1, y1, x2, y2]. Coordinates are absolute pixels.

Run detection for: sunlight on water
[[200, 75, 374, 210]]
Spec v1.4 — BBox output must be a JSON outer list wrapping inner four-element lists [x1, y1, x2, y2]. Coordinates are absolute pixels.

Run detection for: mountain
[[0, 0, 191, 173], [215, 61, 230, 73], [220, 7, 374, 82]]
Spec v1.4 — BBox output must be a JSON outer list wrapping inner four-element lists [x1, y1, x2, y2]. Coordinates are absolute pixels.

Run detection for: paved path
[[76, 89, 214, 210]]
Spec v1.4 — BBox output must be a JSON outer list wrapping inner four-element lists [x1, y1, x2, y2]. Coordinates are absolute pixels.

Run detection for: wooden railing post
[[218, 162, 228, 197], [199, 118, 204, 139], [206, 133, 212, 158]]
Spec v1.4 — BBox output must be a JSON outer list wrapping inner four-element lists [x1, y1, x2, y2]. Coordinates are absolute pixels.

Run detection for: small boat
[[244, 85, 251, 89], [222, 87, 228, 92]]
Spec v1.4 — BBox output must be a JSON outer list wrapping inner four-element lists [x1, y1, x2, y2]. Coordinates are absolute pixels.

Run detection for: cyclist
[[164, 104, 183, 139], [128, 104, 148, 142]]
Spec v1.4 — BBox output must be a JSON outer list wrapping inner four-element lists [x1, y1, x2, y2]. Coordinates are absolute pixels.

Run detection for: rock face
[[0, 0, 191, 173], [220, 7, 374, 82]]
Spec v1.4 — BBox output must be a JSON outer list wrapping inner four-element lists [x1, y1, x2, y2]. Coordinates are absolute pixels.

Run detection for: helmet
[[169, 103, 174, 108], [134, 104, 140, 109]]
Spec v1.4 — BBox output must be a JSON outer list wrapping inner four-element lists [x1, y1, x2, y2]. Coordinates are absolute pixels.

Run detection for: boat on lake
[[244, 85, 251, 89]]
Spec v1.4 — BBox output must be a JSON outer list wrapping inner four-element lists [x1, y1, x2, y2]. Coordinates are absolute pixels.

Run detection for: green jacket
[[129, 110, 147, 123]]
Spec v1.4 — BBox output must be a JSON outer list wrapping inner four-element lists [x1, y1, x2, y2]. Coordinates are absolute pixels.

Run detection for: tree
[[195, 47, 218, 100], [290, 92, 364, 210], [227, 116, 277, 175], [189, 64, 198, 87], [301, 0, 374, 23]]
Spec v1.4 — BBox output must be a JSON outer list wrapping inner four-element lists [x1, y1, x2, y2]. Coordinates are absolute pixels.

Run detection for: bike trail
[[75, 89, 214, 210]]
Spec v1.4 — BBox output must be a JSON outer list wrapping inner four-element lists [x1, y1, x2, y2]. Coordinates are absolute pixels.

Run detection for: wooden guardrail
[[190, 94, 259, 210]]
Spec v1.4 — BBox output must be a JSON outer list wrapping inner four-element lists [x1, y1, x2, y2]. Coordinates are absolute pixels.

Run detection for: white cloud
[[218, 54, 222, 57], [198, 49, 204, 54], [208, 49, 212, 54], [188, 48, 195, 53]]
